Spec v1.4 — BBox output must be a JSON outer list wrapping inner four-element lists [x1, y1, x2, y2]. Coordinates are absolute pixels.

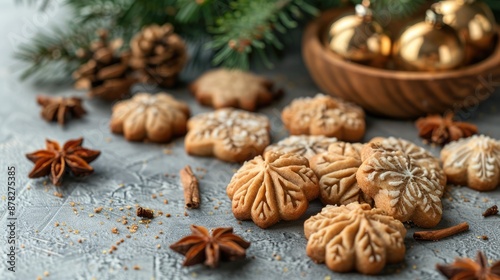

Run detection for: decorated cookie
[[304, 203, 406, 275], [281, 94, 365, 142], [227, 151, 319, 228], [190, 69, 279, 111], [361, 136, 439, 164], [310, 142, 372, 205], [185, 108, 270, 163], [110, 93, 190, 143], [357, 149, 446, 228], [264, 135, 337, 160], [441, 135, 500, 191]]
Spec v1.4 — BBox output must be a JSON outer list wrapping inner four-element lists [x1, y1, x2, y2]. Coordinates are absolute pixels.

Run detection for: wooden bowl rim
[[305, 9, 500, 81]]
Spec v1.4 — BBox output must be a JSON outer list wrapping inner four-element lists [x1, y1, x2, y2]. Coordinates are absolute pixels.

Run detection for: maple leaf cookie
[[304, 203, 406, 275], [227, 151, 319, 228], [310, 142, 372, 205], [441, 135, 500, 191], [110, 93, 190, 143], [357, 149, 446, 228], [281, 94, 365, 142], [190, 69, 279, 111], [185, 109, 270, 163], [264, 135, 338, 160]]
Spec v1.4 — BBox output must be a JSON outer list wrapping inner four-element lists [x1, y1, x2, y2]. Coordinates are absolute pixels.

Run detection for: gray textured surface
[[1, 2, 500, 280]]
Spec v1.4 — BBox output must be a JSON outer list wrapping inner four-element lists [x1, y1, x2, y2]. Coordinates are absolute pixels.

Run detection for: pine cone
[[130, 24, 187, 87], [73, 30, 136, 101]]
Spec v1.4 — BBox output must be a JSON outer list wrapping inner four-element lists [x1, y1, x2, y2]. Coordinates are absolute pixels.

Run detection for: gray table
[[1, 2, 499, 280]]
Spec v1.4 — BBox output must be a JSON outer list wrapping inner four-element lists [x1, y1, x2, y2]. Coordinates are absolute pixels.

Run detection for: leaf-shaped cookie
[[304, 203, 406, 275], [226, 151, 319, 228], [281, 94, 365, 142], [357, 150, 446, 228], [441, 135, 500, 191], [185, 109, 270, 163], [361, 137, 439, 164], [264, 135, 337, 160], [310, 142, 372, 205], [110, 93, 190, 143]]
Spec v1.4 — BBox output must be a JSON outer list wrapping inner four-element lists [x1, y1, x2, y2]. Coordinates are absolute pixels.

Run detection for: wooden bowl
[[302, 8, 500, 119]]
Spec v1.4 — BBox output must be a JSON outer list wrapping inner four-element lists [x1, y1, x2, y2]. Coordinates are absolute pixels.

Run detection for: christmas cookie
[[264, 135, 337, 160], [281, 94, 365, 142], [185, 109, 270, 163], [304, 203, 406, 275], [190, 69, 279, 111], [441, 135, 500, 191], [227, 151, 319, 228], [361, 137, 441, 167], [357, 148, 446, 228], [110, 93, 190, 143], [310, 142, 372, 205]]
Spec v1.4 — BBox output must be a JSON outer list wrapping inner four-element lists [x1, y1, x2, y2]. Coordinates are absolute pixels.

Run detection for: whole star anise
[[26, 138, 100, 186], [436, 251, 500, 280], [170, 225, 250, 268], [416, 112, 478, 145], [37, 95, 87, 126]]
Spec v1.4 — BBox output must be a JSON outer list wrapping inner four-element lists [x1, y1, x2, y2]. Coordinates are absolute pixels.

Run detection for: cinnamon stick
[[180, 165, 200, 209], [413, 222, 469, 241]]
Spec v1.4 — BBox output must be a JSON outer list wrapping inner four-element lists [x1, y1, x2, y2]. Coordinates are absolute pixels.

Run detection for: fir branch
[[209, 0, 318, 69]]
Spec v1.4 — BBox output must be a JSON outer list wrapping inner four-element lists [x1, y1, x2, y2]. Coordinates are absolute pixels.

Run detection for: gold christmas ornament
[[432, 0, 496, 63], [393, 10, 466, 72], [326, 1, 391, 67]]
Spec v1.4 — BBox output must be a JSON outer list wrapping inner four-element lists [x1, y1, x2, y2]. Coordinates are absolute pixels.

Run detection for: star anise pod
[[170, 225, 250, 268], [37, 95, 87, 126], [436, 251, 500, 280], [26, 138, 100, 186], [416, 112, 478, 145]]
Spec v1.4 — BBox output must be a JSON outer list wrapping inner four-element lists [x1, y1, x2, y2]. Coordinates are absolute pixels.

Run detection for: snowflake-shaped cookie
[[226, 151, 319, 228], [281, 94, 365, 142], [185, 109, 270, 163], [190, 69, 279, 111], [110, 93, 190, 143], [310, 142, 372, 205], [304, 203, 406, 275], [264, 135, 337, 160], [441, 135, 500, 191], [357, 150, 446, 228]]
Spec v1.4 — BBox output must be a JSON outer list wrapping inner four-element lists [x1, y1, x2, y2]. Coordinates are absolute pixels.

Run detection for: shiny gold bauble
[[432, 0, 496, 63], [393, 10, 466, 72], [326, 4, 392, 67]]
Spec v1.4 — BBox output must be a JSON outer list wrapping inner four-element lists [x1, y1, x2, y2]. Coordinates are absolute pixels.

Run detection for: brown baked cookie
[[304, 203, 406, 275], [281, 94, 365, 142], [310, 142, 372, 205], [227, 151, 319, 228], [357, 149, 446, 228], [110, 93, 190, 143], [190, 69, 279, 111], [185, 108, 270, 163], [441, 135, 500, 191], [361, 137, 439, 164], [264, 135, 337, 160]]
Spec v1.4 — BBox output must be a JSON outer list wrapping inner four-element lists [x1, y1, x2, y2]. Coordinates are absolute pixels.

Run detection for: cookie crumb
[[54, 191, 63, 198], [111, 227, 119, 234], [133, 265, 141, 270], [94, 207, 103, 213]]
